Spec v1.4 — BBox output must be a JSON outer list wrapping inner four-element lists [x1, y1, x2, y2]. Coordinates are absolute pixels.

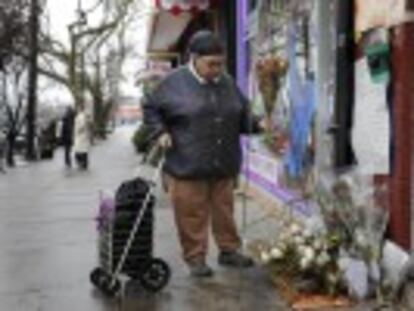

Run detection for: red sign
[[155, 0, 210, 15]]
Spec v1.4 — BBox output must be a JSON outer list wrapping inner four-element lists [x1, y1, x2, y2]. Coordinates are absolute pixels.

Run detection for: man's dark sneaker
[[188, 261, 214, 278], [218, 251, 254, 268]]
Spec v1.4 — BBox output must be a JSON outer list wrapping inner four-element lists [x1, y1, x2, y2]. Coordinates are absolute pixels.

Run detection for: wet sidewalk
[[0, 126, 412, 311], [0, 126, 288, 311]]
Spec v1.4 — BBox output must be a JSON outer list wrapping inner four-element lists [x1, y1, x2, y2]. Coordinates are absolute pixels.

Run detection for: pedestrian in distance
[[74, 106, 91, 170], [60, 106, 75, 168], [143, 30, 265, 278], [0, 129, 7, 173]]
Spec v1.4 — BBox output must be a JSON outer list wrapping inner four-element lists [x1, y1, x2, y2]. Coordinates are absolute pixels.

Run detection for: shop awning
[[155, 0, 210, 15], [147, 11, 193, 52], [147, 0, 217, 53]]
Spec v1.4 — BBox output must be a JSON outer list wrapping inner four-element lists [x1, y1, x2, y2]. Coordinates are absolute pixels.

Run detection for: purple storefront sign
[[240, 150, 316, 219], [239, 136, 316, 219], [236, 0, 248, 93]]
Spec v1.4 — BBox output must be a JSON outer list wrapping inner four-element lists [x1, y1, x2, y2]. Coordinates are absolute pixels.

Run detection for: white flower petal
[[270, 247, 283, 259]]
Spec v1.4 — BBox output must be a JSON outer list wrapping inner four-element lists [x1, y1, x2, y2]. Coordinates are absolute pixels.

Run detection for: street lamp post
[[26, 0, 39, 160]]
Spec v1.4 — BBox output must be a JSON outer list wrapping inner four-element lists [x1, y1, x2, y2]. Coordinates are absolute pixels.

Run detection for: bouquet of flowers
[[249, 218, 345, 299], [254, 55, 290, 157], [249, 171, 391, 304], [255, 55, 288, 121], [316, 173, 390, 300]]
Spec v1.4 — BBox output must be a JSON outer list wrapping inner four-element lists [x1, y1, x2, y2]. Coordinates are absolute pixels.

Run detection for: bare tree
[[0, 0, 32, 166], [36, 0, 142, 138], [88, 28, 135, 138], [2, 61, 29, 166], [0, 0, 31, 70]]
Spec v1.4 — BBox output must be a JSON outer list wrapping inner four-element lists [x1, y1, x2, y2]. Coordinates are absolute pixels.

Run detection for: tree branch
[[37, 66, 70, 88], [77, 22, 117, 54], [39, 32, 67, 55]]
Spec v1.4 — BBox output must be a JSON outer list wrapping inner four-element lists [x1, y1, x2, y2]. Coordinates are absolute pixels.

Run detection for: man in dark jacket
[[61, 106, 75, 168], [144, 30, 262, 277], [0, 129, 6, 173]]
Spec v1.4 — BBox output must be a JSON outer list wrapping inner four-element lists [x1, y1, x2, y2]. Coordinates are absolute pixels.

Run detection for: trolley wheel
[[90, 267, 106, 287], [139, 258, 171, 292], [101, 277, 122, 297]]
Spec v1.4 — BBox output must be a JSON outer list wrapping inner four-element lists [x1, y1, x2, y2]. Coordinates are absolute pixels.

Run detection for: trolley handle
[[142, 141, 165, 165]]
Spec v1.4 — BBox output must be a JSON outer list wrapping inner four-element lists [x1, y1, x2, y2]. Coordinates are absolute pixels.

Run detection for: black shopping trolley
[[90, 157, 170, 296]]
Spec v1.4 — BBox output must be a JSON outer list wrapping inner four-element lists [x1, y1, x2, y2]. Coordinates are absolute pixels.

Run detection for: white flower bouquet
[[250, 220, 344, 298]]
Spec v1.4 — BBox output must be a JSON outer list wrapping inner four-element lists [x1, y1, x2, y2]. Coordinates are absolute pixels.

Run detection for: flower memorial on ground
[[250, 213, 345, 303], [248, 172, 395, 307]]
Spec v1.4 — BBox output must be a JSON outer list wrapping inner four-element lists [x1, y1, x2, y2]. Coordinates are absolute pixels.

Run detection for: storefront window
[[243, 0, 318, 196]]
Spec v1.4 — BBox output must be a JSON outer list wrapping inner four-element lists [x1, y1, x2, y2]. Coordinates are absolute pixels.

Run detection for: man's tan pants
[[166, 176, 241, 264]]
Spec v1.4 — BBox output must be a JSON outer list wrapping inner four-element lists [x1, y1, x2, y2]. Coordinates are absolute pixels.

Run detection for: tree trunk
[[93, 96, 107, 139], [7, 133, 16, 167], [26, 0, 39, 160]]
